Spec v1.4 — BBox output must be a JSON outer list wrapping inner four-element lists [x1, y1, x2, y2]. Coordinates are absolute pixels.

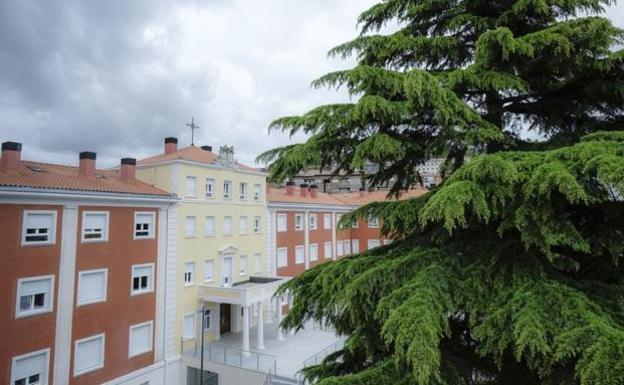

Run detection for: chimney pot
[[310, 184, 318, 198], [79, 151, 96, 178], [201, 145, 212, 152], [120, 158, 136, 181], [285, 181, 295, 196], [1, 141, 22, 171], [300, 183, 309, 197], [165, 137, 178, 154]]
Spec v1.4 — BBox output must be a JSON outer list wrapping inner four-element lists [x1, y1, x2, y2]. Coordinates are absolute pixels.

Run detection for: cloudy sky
[[1, 0, 622, 168]]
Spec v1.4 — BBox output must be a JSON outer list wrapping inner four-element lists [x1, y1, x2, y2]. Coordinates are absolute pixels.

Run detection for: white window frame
[[21, 210, 57, 246], [239, 216, 248, 235], [295, 245, 305, 264], [309, 214, 317, 230], [223, 180, 232, 199], [323, 214, 331, 230], [134, 212, 156, 240], [73, 333, 105, 376], [253, 253, 262, 274], [309, 243, 318, 262], [131, 263, 154, 296], [81, 211, 110, 243], [15, 275, 55, 318], [277, 214, 287, 232], [352, 239, 360, 254], [185, 176, 197, 198], [77, 269, 108, 306], [253, 184, 261, 201], [128, 321, 153, 358], [10, 348, 50, 385], [277, 247, 288, 268], [239, 182, 248, 200], [204, 259, 214, 282], [240, 255, 248, 275], [324, 241, 333, 259], [336, 240, 344, 257], [368, 217, 380, 228], [205, 178, 215, 198], [205, 216, 216, 236], [185, 216, 197, 238], [183, 312, 196, 339], [295, 213, 304, 231], [184, 262, 195, 286], [223, 216, 233, 235], [253, 216, 261, 234], [367, 239, 381, 249], [345, 240, 352, 255]]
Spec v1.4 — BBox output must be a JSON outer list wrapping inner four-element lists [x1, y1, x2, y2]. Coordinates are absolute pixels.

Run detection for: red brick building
[[0, 142, 178, 385]]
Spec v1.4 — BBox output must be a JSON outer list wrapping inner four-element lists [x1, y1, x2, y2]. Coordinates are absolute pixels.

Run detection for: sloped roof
[[332, 189, 427, 205], [137, 145, 259, 172], [0, 160, 173, 197]]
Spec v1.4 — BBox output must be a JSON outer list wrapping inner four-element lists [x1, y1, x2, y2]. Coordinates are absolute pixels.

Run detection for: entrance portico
[[200, 276, 289, 355]]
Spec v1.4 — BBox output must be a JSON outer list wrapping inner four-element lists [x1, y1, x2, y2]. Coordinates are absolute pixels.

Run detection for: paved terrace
[[207, 321, 343, 379]]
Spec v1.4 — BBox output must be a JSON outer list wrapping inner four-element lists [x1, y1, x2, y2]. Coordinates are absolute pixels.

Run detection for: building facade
[[0, 142, 179, 385]]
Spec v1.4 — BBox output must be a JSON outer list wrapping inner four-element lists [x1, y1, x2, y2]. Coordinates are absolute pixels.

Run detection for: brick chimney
[[79, 151, 96, 178], [300, 183, 309, 197], [310, 184, 318, 198], [1, 141, 22, 171], [165, 137, 178, 154], [201, 145, 212, 152], [120, 158, 136, 181], [285, 181, 295, 196]]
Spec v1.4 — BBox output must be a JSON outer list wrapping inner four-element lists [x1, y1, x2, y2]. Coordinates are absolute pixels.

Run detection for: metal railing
[[302, 339, 345, 368]]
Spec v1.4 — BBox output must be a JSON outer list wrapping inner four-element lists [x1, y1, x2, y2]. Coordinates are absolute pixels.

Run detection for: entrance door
[[220, 303, 231, 334], [222, 256, 233, 287]]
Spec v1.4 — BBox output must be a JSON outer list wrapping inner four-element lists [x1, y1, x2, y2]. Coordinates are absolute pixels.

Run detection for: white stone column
[[257, 301, 265, 349], [242, 305, 250, 356], [276, 298, 284, 341]]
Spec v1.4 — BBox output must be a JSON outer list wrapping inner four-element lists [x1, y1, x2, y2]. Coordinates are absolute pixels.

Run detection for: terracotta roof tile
[[137, 145, 259, 172], [0, 160, 173, 197], [332, 189, 427, 205]]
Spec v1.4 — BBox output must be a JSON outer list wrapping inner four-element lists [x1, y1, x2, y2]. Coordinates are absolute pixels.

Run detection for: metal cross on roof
[[186, 117, 200, 146]]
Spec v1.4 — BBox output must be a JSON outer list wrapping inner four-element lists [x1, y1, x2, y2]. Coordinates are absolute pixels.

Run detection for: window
[[203, 309, 211, 330], [129, 321, 153, 357], [81, 211, 109, 242], [22, 210, 56, 245], [309, 214, 317, 230], [295, 214, 304, 231], [253, 253, 262, 274], [205, 216, 215, 236], [186, 176, 197, 198], [223, 181, 232, 199], [277, 214, 287, 232], [223, 216, 232, 235], [240, 255, 248, 275], [185, 216, 196, 237], [367, 239, 381, 249], [383, 239, 393, 245], [11, 349, 49, 385], [309, 243, 318, 262], [253, 216, 261, 233], [16, 276, 54, 318], [351, 220, 359, 229], [204, 260, 214, 281], [74, 334, 105, 376], [368, 217, 380, 228], [254, 184, 261, 201], [277, 248, 287, 268], [239, 216, 248, 235], [352, 239, 360, 254], [134, 212, 155, 239], [239, 182, 247, 200], [324, 242, 332, 259], [183, 313, 196, 339], [323, 214, 331, 230], [205, 178, 215, 198], [184, 262, 195, 285], [336, 214, 343, 229], [77, 269, 107, 306], [295, 245, 304, 264], [336, 241, 344, 257], [131, 264, 154, 295], [345, 240, 352, 255]]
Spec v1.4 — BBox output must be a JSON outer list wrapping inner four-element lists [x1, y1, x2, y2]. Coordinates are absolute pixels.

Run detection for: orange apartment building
[[0, 142, 179, 385], [266, 182, 426, 279]]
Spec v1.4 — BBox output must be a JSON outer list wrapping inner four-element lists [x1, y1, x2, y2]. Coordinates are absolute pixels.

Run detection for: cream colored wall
[[137, 161, 267, 354]]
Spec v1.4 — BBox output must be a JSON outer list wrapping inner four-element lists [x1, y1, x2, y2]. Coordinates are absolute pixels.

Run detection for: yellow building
[[136, 138, 286, 358]]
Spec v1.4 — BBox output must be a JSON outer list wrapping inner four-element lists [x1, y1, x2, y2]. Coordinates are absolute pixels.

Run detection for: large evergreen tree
[[259, 1, 624, 384]]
